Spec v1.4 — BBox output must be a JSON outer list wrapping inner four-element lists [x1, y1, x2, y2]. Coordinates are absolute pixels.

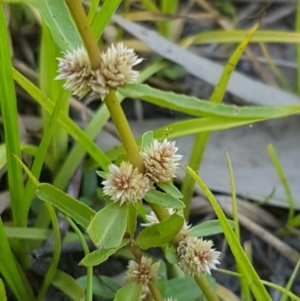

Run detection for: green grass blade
[[226, 152, 251, 301], [118, 84, 300, 119], [36, 183, 96, 228], [182, 30, 300, 46], [66, 216, 93, 301], [13, 68, 111, 171], [22, 88, 70, 225], [160, 0, 179, 38], [87, 0, 100, 23], [39, 24, 69, 162], [91, 0, 122, 40], [0, 218, 35, 301], [180, 21, 259, 218], [186, 167, 272, 301], [279, 257, 300, 301], [37, 204, 61, 301], [259, 43, 294, 92], [0, 278, 6, 301], [0, 4, 24, 226], [267, 144, 295, 225]]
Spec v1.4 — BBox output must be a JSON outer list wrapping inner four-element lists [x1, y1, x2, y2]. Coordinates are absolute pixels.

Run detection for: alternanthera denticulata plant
[[55, 3, 221, 301], [57, 40, 222, 301]]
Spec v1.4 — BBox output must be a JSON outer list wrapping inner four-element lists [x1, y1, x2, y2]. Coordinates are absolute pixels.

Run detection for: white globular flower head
[[102, 161, 150, 205], [125, 256, 160, 286], [177, 236, 221, 276], [141, 139, 182, 183], [164, 298, 178, 301], [56, 46, 92, 99], [91, 43, 143, 100], [141, 208, 191, 237]]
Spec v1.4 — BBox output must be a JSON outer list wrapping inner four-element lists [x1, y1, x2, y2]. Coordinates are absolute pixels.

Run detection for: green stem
[[65, 0, 100, 69], [104, 90, 144, 172], [181, 133, 209, 218], [194, 274, 220, 301], [148, 281, 164, 301]]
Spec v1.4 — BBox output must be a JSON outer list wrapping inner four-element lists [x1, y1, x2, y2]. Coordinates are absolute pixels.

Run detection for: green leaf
[[191, 219, 236, 237], [113, 281, 143, 301], [144, 190, 185, 209], [127, 205, 137, 238], [96, 171, 107, 179], [163, 244, 179, 264], [0, 278, 7, 301], [0, 4, 24, 227], [136, 214, 184, 250], [165, 276, 216, 301], [118, 83, 300, 119], [79, 239, 129, 267], [87, 202, 128, 249], [157, 182, 183, 199], [25, 0, 82, 50], [36, 183, 96, 229], [52, 270, 85, 301], [141, 131, 153, 149]]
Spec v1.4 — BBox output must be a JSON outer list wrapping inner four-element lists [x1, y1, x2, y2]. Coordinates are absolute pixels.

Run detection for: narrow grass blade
[[226, 152, 251, 301], [0, 4, 24, 226], [267, 144, 295, 225], [0, 218, 35, 301], [37, 203, 61, 301], [119, 84, 300, 119], [183, 30, 300, 46], [181, 21, 259, 218], [279, 257, 300, 301], [186, 167, 272, 301], [13, 69, 111, 171], [259, 43, 294, 92], [91, 0, 122, 40], [66, 216, 93, 301], [0, 278, 6, 301]]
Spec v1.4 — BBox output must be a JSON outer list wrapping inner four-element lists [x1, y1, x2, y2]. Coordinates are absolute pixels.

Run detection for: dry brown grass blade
[[216, 284, 241, 301]]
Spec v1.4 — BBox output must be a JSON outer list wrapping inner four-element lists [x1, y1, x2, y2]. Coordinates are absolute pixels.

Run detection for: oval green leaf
[[136, 214, 184, 250], [191, 219, 236, 237], [36, 183, 96, 229], [163, 244, 179, 264], [157, 182, 183, 199], [113, 281, 143, 301], [80, 239, 129, 267], [87, 202, 128, 249], [144, 190, 185, 209]]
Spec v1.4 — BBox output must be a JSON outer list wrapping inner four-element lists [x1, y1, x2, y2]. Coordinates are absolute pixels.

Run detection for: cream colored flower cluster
[[125, 256, 160, 285], [101, 139, 182, 205], [177, 236, 221, 276], [56, 43, 142, 100]]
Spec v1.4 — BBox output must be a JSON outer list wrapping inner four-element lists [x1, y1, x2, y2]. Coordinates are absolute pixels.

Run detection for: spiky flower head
[[177, 236, 221, 276], [125, 256, 160, 286], [141, 139, 182, 183], [164, 298, 177, 301], [141, 208, 191, 237], [102, 161, 150, 205], [56, 46, 92, 99], [91, 43, 143, 99]]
